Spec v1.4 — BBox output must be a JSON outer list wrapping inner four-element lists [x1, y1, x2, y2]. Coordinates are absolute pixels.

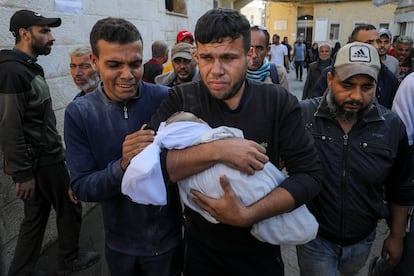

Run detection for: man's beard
[[30, 34, 52, 56], [77, 72, 100, 92], [177, 69, 194, 83], [326, 88, 374, 124]]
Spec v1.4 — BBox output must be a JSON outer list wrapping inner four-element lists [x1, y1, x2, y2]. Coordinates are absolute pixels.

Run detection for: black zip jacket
[[301, 95, 413, 246]]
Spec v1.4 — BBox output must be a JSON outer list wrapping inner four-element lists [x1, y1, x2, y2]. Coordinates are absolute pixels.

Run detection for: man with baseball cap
[[162, 29, 195, 74], [378, 28, 399, 76], [297, 42, 413, 275], [0, 10, 99, 275], [155, 42, 199, 87], [176, 29, 194, 44]]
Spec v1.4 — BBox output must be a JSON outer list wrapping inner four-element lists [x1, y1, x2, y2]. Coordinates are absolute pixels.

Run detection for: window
[[329, 23, 340, 40], [165, 0, 187, 15], [379, 23, 389, 30]]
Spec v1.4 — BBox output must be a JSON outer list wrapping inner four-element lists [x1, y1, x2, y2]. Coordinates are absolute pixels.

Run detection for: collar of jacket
[[96, 81, 141, 106], [314, 92, 386, 125]]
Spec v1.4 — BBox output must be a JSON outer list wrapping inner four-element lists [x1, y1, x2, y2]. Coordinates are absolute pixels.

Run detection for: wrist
[[389, 232, 406, 240]]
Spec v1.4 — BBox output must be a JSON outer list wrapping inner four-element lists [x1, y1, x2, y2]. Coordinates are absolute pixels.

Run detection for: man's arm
[[392, 73, 414, 144], [64, 102, 155, 202], [0, 72, 37, 200], [284, 55, 290, 72], [166, 137, 268, 182], [192, 175, 295, 227], [171, 89, 321, 226], [0, 75, 34, 183], [382, 204, 407, 268]]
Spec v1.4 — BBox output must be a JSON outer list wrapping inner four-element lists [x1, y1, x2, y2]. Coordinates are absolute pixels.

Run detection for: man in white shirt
[[269, 34, 289, 73], [378, 28, 399, 77]]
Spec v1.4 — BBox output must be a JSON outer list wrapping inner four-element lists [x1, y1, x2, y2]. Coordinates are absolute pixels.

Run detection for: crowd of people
[[1, 7, 414, 276]]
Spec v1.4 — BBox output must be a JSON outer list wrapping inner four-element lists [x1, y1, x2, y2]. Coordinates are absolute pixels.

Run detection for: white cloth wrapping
[[121, 121, 318, 245], [121, 121, 211, 205]]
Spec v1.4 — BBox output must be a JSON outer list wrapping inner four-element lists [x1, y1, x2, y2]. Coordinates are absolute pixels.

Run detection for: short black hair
[[350, 24, 376, 42], [195, 8, 251, 54], [90, 17, 142, 57]]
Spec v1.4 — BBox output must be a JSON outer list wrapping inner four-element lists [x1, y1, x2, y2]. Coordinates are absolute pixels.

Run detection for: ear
[[247, 46, 254, 57], [90, 53, 99, 71], [192, 48, 198, 64], [327, 71, 333, 89], [19, 28, 30, 41]]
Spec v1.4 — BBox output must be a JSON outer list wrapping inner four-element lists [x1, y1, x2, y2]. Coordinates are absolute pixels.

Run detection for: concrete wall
[[0, 1, 213, 274]]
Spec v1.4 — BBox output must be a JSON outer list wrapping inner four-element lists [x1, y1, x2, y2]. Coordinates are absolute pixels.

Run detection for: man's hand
[[217, 138, 268, 175], [68, 187, 79, 204], [121, 124, 155, 170], [191, 175, 253, 227], [16, 178, 35, 200], [382, 233, 404, 268]]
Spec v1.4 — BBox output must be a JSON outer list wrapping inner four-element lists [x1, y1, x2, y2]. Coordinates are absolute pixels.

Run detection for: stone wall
[[0, 1, 212, 274]]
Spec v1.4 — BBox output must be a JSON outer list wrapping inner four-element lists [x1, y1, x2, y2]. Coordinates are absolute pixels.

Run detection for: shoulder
[[140, 81, 169, 97], [300, 97, 321, 110], [309, 61, 319, 69], [395, 72, 414, 96], [386, 54, 398, 63], [380, 64, 398, 83], [378, 105, 406, 128], [246, 79, 288, 97], [154, 71, 175, 85]]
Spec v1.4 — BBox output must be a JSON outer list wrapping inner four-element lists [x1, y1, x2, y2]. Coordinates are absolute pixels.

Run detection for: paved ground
[[35, 68, 390, 275]]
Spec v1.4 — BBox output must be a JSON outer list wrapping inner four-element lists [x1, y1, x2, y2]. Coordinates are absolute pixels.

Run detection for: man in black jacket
[[0, 10, 98, 275], [149, 8, 321, 276], [298, 42, 413, 275]]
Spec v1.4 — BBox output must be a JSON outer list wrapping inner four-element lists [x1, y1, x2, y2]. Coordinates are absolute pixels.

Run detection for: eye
[[130, 61, 142, 69], [79, 64, 92, 70], [107, 62, 121, 68], [361, 84, 374, 91], [200, 55, 213, 62], [342, 83, 353, 89], [221, 55, 236, 62]]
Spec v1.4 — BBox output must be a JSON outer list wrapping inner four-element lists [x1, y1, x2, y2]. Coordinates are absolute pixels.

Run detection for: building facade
[[264, 0, 397, 46]]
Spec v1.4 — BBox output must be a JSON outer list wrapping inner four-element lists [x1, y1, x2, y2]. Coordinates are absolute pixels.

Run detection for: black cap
[[9, 10, 61, 36]]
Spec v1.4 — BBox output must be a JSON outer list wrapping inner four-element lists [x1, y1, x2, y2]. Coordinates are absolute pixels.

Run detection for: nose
[[75, 67, 84, 76], [120, 66, 134, 80], [250, 47, 258, 57], [349, 87, 363, 101], [210, 59, 224, 76], [48, 33, 56, 42]]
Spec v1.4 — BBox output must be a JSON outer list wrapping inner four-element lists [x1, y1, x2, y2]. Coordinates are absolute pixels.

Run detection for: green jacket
[[0, 48, 64, 182]]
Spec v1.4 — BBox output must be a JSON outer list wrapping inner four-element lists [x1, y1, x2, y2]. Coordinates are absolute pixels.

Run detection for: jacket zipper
[[123, 105, 129, 119], [341, 133, 349, 245]]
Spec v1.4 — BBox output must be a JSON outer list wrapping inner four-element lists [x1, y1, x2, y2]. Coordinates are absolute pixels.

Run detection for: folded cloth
[[121, 121, 211, 205], [122, 121, 318, 244]]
